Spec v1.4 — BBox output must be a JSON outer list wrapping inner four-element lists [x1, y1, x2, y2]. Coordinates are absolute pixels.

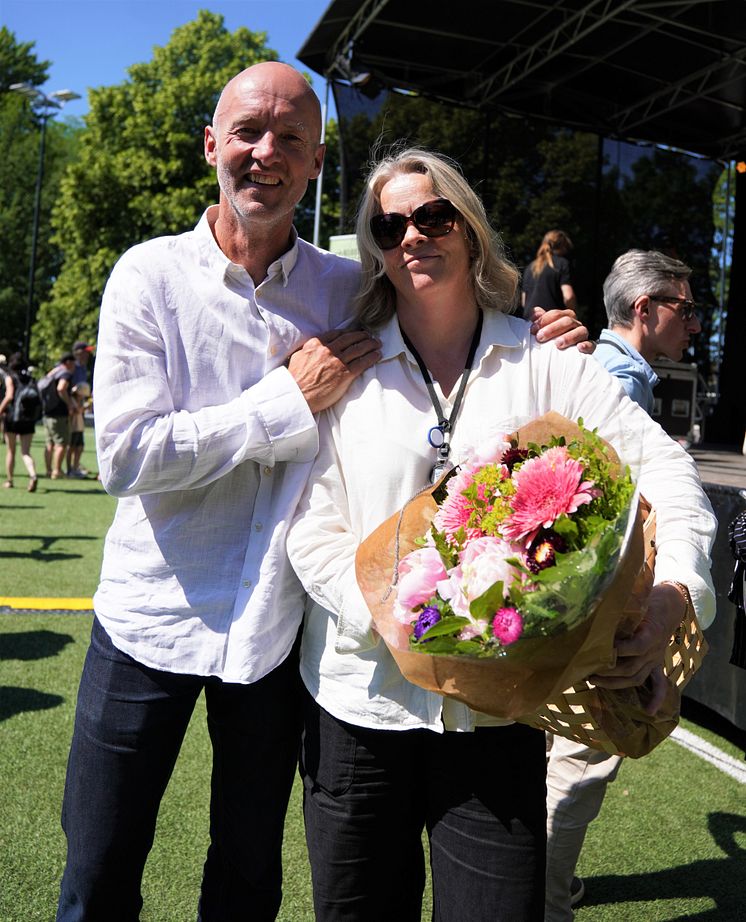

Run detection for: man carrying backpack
[[39, 352, 76, 480], [0, 352, 41, 492]]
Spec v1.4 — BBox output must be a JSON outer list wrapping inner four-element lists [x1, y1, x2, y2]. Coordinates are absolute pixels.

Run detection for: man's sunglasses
[[370, 198, 458, 250], [648, 295, 699, 322]]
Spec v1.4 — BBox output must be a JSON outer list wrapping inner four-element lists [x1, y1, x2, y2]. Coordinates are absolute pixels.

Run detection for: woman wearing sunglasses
[[287, 148, 716, 921]]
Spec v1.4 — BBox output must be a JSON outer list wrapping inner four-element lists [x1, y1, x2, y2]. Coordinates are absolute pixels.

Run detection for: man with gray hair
[[594, 248, 702, 413], [545, 248, 703, 921]]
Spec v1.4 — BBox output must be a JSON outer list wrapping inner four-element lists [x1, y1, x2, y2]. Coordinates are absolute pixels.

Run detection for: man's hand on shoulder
[[287, 329, 382, 414], [529, 307, 595, 354]]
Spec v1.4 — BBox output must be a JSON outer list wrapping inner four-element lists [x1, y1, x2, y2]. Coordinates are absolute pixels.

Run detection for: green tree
[[33, 10, 279, 362], [0, 27, 78, 360]]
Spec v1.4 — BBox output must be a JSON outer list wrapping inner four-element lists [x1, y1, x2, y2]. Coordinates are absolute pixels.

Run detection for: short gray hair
[[603, 249, 691, 328], [354, 146, 520, 329]]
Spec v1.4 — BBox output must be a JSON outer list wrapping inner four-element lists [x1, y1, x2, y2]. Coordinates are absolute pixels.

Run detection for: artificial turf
[[1, 439, 744, 920]]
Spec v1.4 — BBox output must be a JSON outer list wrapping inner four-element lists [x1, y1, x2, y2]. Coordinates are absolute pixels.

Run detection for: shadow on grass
[[0, 630, 75, 660], [0, 533, 97, 561], [582, 812, 746, 919], [44, 486, 106, 495], [0, 685, 65, 721]]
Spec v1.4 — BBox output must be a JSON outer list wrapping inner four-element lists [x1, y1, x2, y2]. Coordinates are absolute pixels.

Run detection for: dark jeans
[[56, 617, 302, 922], [301, 691, 547, 922]]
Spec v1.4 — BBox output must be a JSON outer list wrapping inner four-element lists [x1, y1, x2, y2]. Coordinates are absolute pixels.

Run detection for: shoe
[[67, 469, 85, 479], [2, 480, 12, 488], [27, 477, 38, 493], [50, 471, 62, 480], [570, 876, 585, 907]]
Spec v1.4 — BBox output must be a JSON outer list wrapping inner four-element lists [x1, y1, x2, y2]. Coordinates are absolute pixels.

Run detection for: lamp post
[[9, 82, 80, 358]]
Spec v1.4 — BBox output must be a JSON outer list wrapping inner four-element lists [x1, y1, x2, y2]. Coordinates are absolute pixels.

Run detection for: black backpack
[[37, 371, 62, 415], [9, 372, 42, 424]]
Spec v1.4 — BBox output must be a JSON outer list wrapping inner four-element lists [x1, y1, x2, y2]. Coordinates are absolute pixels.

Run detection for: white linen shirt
[[93, 206, 361, 683], [287, 310, 717, 733]]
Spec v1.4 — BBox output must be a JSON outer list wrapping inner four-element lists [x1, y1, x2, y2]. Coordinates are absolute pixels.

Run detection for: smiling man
[[593, 249, 702, 414], [55, 62, 382, 922]]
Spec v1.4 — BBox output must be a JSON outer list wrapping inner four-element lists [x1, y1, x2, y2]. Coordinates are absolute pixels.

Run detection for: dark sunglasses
[[648, 295, 699, 322], [370, 198, 458, 250]]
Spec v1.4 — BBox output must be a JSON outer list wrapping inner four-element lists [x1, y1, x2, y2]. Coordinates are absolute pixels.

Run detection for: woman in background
[[1, 352, 39, 491], [522, 229, 577, 316]]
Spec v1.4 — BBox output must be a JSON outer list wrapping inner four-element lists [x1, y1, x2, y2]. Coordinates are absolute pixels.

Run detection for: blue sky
[[4, 0, 334, 121]]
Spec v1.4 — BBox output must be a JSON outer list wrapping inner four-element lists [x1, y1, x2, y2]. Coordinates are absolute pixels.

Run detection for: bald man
[[57, 63, 589, 921]]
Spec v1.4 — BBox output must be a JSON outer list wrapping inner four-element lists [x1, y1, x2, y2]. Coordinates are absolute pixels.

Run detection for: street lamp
[[9, 82, 80, 358]]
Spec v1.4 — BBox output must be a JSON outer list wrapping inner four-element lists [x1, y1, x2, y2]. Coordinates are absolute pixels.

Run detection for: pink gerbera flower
[[501, 446, 597, 545], [433, 468, 484, 543]]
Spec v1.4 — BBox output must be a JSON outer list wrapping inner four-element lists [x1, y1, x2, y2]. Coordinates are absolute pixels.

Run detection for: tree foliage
[[0, 27, 78, 360], [33, 10, 278, 362]]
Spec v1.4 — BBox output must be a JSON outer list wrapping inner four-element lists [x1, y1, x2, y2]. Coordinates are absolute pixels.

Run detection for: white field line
[[670, 725, 746, 784]]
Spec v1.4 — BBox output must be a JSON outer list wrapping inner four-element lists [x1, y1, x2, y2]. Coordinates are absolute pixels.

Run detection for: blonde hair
[[528, 229, 574, 278], [354, 147, 520, 329]]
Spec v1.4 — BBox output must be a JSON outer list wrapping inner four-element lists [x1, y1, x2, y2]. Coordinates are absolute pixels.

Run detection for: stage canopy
[[298, 0, 746, 163]]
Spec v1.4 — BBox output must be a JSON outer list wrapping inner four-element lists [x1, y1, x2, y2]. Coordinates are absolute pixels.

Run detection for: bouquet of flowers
[[355, 413, 707, 756], [395, 420, 634, 657]]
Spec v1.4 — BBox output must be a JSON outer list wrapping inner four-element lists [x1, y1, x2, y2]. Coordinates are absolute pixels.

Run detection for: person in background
[[286, 148, 716, 922], [66, 381, 90, 478], [522, 229, 577, 317], [71, 340, 93, 388], [594, 249, 701, 413], [0, 352, 39, 492], [55, 63, 589, 922], [545, 248, 703, 921], [41, 353, 75, 481]]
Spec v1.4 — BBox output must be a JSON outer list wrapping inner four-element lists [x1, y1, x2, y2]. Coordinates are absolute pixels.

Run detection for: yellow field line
[[0, 597, 93, 610]]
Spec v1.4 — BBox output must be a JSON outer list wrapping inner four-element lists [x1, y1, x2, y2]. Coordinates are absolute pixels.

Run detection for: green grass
[[2, 436, 745, 920], [1, 611, 744, 920], [0, 437, 115, 597]]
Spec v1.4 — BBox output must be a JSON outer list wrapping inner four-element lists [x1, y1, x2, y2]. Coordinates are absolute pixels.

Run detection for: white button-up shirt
[[93, 207, 361, 683], [287, 310, 717, 733]]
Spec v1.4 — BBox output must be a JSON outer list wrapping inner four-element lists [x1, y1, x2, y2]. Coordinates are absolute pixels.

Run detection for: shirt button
[[270, 345, 278, 356], [263, 466, 272, 475], [242, 579, 252, 588], [255, 522, 263, 532]]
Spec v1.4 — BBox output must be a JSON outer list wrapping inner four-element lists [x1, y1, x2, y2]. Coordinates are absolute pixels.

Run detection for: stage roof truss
[[298, 0, 746, 162]]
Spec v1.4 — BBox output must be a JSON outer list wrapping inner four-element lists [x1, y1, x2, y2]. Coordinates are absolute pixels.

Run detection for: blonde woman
[[522, 229, 577, 315]]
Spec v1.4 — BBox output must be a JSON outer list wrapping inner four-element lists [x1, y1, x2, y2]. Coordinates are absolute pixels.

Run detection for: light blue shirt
[[594, 328, 659, 414]]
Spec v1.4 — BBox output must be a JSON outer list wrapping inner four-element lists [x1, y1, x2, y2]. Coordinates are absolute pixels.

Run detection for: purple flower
[[414, 606, 442, 641], [525, 530, 568, 574]]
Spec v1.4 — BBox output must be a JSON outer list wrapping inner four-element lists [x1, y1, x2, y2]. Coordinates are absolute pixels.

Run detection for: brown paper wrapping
[[355, 412, 706, 758]]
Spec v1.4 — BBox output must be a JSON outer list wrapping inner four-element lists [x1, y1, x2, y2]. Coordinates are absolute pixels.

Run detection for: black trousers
[[301, 690, 547, 922], [57, 617, 302, 922]]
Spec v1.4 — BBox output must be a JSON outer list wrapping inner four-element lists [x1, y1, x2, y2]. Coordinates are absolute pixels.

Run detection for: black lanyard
[[400, 310, 483, 483]]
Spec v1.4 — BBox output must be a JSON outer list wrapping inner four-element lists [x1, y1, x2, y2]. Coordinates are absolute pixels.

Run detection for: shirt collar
[[599, 328, 659, 387], [196, 206, 300, 287], [376, 308, 523, 364]]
